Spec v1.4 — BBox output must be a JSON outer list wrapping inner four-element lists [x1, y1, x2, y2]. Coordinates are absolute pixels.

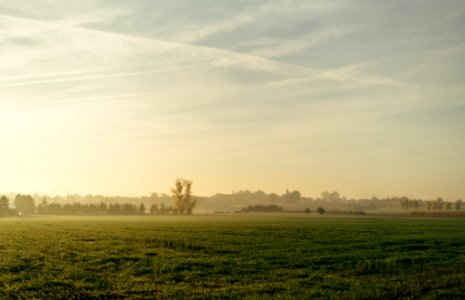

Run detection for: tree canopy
[[171, 178, 196, 215]]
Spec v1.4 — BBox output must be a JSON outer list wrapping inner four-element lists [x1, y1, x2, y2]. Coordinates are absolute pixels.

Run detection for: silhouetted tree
[[98, 202, 108, 213], [398, 197, 409, 210], [47, 203, 62, 214], [411, 199, 420, 210], [433, 197, 444, 210], [138, 203, 146, 215], [268, 193, 280, 202], [283, 189, 301, 202], [82, 203, 97, 214], [37, 197, 48, 214], [425, 201, 432, 210], [108, 203, 122, 215], [321, 191, 341, 202], [242, 204, 282, 212], [455, 199, 462, 210], [387, 200, 393, 210], [0, 196, 9, 215], [122, 203, 136, 215], [62, 203, 74, 215], [171, 178, 196, 215], [14, 194, 35, 214], [317, 207, 326, 215], [150, 204, 158, 215], [159, 203, 166, 215], [305, 208, 311, 215]]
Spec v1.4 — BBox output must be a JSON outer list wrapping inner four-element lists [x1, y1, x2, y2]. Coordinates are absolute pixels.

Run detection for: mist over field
[[0, 188, 463, 217], [1, 0, 465, 298]]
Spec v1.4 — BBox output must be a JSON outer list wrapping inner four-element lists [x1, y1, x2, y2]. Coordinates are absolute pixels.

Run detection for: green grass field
[[0, 215, 464, 299]]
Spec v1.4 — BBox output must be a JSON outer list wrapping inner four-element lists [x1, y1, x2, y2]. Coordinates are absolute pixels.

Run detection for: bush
[[317, 207, 326, 215]]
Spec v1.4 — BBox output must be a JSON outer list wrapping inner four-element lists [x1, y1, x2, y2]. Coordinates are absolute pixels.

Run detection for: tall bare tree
[[171, 179, 196, 215]]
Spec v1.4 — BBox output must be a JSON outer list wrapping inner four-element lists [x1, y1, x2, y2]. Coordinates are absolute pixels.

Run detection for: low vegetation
[[0, 215, 464, 298], [1, 187, 463, 217], [241, 204, 282, 213]]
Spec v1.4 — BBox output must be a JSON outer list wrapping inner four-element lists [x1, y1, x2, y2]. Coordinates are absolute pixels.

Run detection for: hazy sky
[[1, 1, 464, 199]]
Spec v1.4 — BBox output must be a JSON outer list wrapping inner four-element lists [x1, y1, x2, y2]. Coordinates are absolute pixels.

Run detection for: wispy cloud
[[1, 1, 464, 198], [249, 26, 353, 59], [172, 11, 256, 44], [0, 67, 189, 87], [171, 0, 344, 44], [57, 7, 131, 26], [0, 13, 310, 80]]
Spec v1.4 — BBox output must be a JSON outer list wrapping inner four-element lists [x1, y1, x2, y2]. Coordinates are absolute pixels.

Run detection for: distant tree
[[254, 190, 266, 199], [37, 197, 48, 215], [305, 208, 311, 215], [98, 202, 108, 213], [122, 203, 136, 215], [455, 199, 462, 211], [62, 203, 74, 215], [425, 201, 432, 210], [171, 178, 196, 215], [242, 204, 282, 213], [108, 203, 122, 215], [433, 197, 444, 210], [268, 193, 280, 202], [321, 191, 340, 202], [150, 204, 158, 215], [14, 194, 35, 215], [410, 199, 420, 210], [321, 191, 330, 200], [72, 203, 83, 214], [0, 196, 9, 215], [283, 190, 301, 202], [83, 203, 97, 214], [159, 203, 166, 215], [445, 202, 452, 210], [398, 197, 409, 210], [47, 203, 62, 214], [138, 203, 146, 215], [387, 201, 393, 210], [317, 207, 326, 215]]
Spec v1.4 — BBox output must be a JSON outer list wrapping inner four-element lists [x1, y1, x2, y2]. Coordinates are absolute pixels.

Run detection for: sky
[[0, 0, 464, 200]]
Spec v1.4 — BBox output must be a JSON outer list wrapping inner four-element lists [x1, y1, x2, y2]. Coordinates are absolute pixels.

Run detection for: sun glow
[[0, 2, 464, 199]]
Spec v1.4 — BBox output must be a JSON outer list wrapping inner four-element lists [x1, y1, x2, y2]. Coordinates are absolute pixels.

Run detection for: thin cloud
[[0, 67, 190, 87], [251, 27, 352, 58], [1, 1, 464, 198], [57, 8, 132, 26], [0, 13, 324, 88], [171, 0, 344, 44]]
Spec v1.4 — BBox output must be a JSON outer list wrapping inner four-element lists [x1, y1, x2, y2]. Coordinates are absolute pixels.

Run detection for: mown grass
[[0, 215, 464, 299]]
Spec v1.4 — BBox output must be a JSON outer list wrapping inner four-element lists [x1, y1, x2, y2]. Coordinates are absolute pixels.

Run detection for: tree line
[[396, 197, 462, 210], [197, 190, 463, 212], [0, 179, 196, 216], [0, 195, 175, 216], [1, 185, 462, 216]]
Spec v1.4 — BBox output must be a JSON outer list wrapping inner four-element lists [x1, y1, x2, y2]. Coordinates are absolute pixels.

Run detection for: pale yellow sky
[[0, 1, 464, 200]]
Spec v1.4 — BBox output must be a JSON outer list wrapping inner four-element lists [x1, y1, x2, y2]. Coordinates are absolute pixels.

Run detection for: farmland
[[0, 215, 464, 299]]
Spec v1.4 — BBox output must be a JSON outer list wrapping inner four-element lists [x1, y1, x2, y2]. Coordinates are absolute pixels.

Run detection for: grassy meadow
[[0, 214, 464, 299]]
